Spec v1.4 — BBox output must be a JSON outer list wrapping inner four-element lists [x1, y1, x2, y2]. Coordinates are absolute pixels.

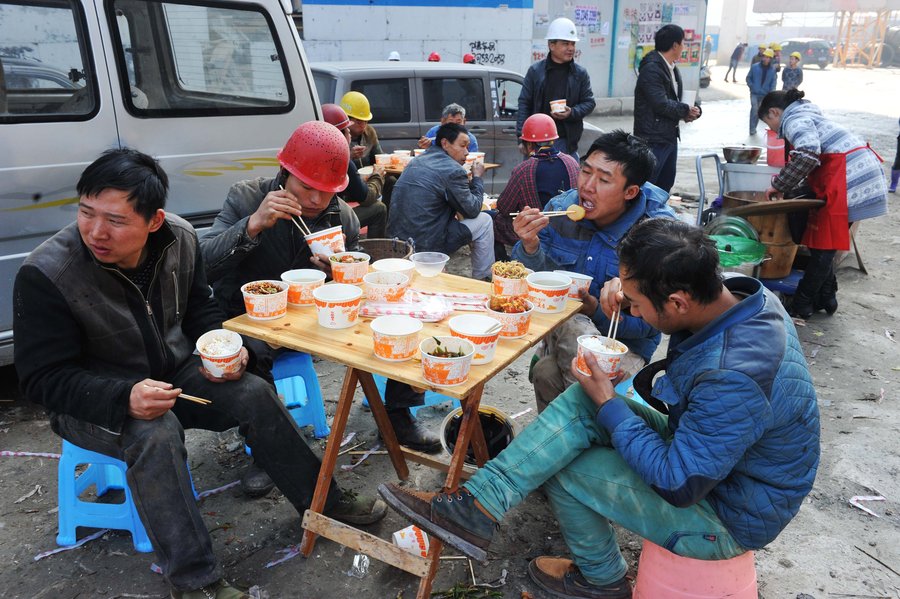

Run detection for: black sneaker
[[377, 483, 497, 563], [324, 490, 388, 526], [240, 462, 275, 498], [527, 557, 632, 599]]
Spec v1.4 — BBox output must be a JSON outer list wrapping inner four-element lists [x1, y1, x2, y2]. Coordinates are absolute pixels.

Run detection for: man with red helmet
[[463, 53, 476, 64], [322, 103, 388, 238], [493, 113, 579, 254], [428, 51, 441, 62], [201, 122, 441, 459], [14, 147, 386, 599]]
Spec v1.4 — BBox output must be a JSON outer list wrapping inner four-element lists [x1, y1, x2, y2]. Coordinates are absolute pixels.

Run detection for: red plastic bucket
[[766, 129, 785, 167]]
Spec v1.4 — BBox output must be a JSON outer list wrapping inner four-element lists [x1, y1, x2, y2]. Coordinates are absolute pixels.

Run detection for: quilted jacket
[[510, 183, 674, 361], [597, 276, 821, 549]]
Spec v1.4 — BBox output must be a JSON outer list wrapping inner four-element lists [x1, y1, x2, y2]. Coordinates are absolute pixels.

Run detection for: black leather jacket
[[633, 51, 696, 145]]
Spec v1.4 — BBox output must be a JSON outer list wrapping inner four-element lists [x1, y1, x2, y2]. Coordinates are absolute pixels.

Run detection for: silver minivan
[[0, 0, 321, 366], [311, 61, 602, 194]]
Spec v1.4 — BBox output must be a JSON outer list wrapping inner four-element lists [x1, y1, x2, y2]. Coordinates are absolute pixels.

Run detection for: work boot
[[788, 290, 814, 320], [171, 579, 250, 599], [385, 409, 442, 453], [377, 483, 497, 563], [324, 489, 388, 526], [240, 461, 275, 498], [527, 557, 632, 599], [814, 274, 838, 315], [890, 169, 899, 193]]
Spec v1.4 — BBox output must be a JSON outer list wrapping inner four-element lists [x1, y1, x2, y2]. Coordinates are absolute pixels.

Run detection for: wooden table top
[[384, 162, 500, 176], [224, 272, 580, 399]]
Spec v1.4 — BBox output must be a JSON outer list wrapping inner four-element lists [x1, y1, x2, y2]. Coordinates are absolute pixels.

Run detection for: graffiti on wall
[[468, 39, 506, 65]]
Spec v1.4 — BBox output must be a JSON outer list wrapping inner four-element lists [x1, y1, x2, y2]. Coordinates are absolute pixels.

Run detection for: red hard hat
[[463, 53, 476, 64], [321, 103, 350, 130], [276, 122, 349, 193], [428, 52, 441, 62], [520, 113, 559, 143]]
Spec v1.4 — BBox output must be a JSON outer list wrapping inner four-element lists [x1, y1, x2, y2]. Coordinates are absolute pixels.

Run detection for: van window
[[0, 0, 95, 121], [495, 78, 522, 120], [423, 78, 485, 121], [312, 71, 336, 106], [110, 0, 293, 116], [350, 78, 410, 123]]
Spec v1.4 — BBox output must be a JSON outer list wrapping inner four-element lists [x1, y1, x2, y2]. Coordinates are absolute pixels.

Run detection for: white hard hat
[[387, 51, 400, 61], [546, 17, 579, 42]]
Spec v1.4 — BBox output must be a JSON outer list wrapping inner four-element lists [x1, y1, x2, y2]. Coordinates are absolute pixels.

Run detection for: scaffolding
[[832, 9, 891, 68]]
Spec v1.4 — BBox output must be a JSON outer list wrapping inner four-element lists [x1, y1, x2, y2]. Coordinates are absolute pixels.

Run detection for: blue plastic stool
[[57, 440, 153, 552], [273, 351, 330, 438], [615, 375, 649, 408], [363, 374, 461, 416], [760, 269, 803, 296]]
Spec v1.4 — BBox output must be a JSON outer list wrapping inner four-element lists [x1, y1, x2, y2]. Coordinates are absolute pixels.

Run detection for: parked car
[[310, 61, 603, 194], [0, 0, 322, 367], [780, 38, 834, 69]]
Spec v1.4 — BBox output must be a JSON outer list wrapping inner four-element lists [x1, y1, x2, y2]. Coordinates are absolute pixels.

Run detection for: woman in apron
[[759, 89, 888, 319]]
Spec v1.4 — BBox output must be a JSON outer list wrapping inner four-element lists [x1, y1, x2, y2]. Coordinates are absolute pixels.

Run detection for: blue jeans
[[750, 94, 764, 133], [464, 383, 745, 586], [648, 142, 678, 193]]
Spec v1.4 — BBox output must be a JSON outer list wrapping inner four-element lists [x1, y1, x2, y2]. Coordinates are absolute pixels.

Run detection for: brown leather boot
[[527, 557, 632, 599]]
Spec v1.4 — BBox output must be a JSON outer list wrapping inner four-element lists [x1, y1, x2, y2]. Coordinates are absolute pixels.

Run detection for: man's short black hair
[[654, 24, 685, 53], [583, 130, 656, 189], [435, 122, 469, 147], [76, 148, 168, 221], [617, 218, 723, 313]]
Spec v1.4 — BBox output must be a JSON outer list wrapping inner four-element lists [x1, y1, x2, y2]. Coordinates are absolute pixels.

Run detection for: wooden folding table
[[224, 273, 580, 597]]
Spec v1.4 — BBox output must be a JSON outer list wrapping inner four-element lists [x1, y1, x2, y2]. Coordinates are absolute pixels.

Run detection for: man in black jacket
[[13, 149, 386, 599], [518, 17, 596, 159], [633, 24, 701, 193]]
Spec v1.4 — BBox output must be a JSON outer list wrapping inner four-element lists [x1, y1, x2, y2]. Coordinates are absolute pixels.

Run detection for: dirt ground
[[1, 65, 899, 599]]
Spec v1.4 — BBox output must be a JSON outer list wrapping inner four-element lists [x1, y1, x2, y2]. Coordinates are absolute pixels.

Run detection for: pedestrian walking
[[724, 42, 747, 82]]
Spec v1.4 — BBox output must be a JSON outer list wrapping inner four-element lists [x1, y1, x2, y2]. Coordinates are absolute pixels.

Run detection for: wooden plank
[[401, 447, 476, 480], [302, 510, 431, 578], [224, 272, 580, 400], [357, 370, 408, 480]]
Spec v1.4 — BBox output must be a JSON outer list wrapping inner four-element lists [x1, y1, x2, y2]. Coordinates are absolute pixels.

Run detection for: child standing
[[782, 51, 803, 90]]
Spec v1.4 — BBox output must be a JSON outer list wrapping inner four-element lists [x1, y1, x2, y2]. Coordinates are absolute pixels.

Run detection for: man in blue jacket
[[518, 17, 596, 158], [633, 24, 702, 192], [746, 48, 776, 135], [510, 130, 674, 411], [378, 218, 820, 599]]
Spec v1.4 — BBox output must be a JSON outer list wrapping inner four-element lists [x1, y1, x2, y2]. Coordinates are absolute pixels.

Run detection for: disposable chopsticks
[[142, 384, 211, 406], [508, 210, 569, 217], [606, 307, 621, 342], [278, 185, 312, 236]]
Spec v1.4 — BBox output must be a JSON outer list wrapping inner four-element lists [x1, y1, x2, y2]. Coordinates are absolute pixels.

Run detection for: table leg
[[356, 371, 409, 480], [300, 366, 358, 557], [415, 538, 444, 599], [442, 383, 486, 492]]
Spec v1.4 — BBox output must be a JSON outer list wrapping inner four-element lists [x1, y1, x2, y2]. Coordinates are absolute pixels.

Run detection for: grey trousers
[[532, 314, 646, 412], [51, 355, 340, 591]]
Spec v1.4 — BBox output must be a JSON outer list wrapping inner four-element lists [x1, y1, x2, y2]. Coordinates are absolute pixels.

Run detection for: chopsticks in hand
[[142, 384, 211, 406], [606, 307, 621, 342], [278, 185, 312, 236], [509, 210, 569, 217]]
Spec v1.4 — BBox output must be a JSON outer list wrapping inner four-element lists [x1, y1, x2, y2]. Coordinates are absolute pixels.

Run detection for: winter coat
[[597, 276, 820, 550], [633, 50, 694, 145], [779, 100, 888, 222], [510, 183, 674, 361], [14, 216, 223, 432], [746, 62, 776, 96], [200, 176, 359, 317], [386, 145, 483, 254], [518, 58, 596, 154]]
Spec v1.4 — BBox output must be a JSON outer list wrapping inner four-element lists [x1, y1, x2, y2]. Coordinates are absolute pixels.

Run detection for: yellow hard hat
[[763, 49, 775, 58], [790, 51, 802, 59], [758, 44, 767, 49], [771, 43, 782, 51], [339, 91, 373, 121]]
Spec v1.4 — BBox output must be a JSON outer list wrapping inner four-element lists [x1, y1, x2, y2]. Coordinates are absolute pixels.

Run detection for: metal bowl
[[722, 146, 763, 164]]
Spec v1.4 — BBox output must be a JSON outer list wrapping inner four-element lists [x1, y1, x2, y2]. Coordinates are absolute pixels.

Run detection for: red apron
[[802, 145, 874, 251]]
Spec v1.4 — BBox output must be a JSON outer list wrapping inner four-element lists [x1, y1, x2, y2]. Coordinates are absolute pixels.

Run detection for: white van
[[0, 0, 319, 366]]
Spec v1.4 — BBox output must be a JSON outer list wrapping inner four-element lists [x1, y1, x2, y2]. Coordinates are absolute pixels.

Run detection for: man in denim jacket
[[510, 130, 674, 411]]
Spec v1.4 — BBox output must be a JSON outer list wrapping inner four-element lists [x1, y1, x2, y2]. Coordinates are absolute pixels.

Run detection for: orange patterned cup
[[329, 251, 370, 284], [484, 298, 533, 339], [363, 271, 410, 303], [491, 267, 532, 297], [196, 329, 243, 378], [281, 269, 326, 306], [240, 280, 289, 320], [312, 284, 363, 329], [526, 271, 572, 313], [448, 314, 501, 365], [554, 270, 594, 300], [304, 225, 345, 255], [371, 315, 422, 362], [420, 336, 475, 387], [575, 335, 629, 379]]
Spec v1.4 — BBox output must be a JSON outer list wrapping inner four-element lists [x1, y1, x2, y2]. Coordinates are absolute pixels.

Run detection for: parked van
[[0, 0, 320, 366], [310, 61, 603, 194]]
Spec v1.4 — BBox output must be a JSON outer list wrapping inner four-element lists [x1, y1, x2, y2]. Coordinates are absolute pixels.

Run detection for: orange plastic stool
[[633, 540, 757, 598]]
